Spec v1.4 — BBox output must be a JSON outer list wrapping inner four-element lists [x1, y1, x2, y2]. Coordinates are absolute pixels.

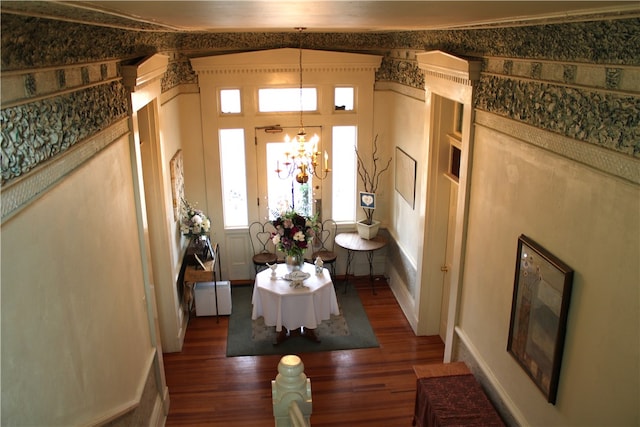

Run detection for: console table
[[335, 232, 387, 294], [183, 236, 222, 322]]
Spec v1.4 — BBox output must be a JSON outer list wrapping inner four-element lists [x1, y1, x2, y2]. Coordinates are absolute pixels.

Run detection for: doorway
[[422, 95, 461, 342], [255, 126, 323, 219], [437, 100, 463, 340], [416, 50, 480, 361]]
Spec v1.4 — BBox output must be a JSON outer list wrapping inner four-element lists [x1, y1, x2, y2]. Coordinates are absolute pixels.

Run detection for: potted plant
[[355, 134, 391, 239]]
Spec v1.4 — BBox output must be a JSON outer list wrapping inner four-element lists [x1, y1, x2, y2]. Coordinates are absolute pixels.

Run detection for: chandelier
[[275, 27, 330, 184]]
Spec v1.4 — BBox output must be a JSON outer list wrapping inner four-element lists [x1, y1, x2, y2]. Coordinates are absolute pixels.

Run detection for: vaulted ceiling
[[2, 1, 639, 32]]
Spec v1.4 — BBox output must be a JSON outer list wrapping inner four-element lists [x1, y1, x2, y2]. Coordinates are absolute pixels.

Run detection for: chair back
[[249, 221, 276, 255], [315, 219, 337, 252]]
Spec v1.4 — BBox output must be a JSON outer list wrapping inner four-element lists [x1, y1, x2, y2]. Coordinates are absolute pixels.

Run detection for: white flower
[[293, 230, 305, 242], [272, 234, 281, 245], [192, 214, 203, 224], [202, 218, 211, 231]]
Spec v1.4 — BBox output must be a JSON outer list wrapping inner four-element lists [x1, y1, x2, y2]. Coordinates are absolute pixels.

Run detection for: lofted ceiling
[[2, 1, 639, 32]]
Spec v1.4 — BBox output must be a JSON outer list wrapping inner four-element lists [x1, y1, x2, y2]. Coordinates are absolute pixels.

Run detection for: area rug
[[226, 284, 379, 356]]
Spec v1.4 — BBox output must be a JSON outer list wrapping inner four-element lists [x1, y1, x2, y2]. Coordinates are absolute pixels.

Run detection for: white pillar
[[272, 355, 312, 427]]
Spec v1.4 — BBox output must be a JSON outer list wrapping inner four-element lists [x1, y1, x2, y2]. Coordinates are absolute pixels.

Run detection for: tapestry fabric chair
[[249, 221, 278, 275], [310, 219, 338, 276]]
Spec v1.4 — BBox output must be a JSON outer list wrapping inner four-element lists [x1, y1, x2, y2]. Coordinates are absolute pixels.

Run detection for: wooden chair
[[311, 219, 338, 276], [249, 221, 278, 275]]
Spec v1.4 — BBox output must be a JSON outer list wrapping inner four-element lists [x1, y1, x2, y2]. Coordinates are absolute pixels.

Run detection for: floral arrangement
[[271, 209, 317, 258], [180, 198, 211, 237]]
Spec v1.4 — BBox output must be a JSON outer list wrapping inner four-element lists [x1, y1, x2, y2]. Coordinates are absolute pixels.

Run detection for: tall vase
[[285, 253, 304, 272]]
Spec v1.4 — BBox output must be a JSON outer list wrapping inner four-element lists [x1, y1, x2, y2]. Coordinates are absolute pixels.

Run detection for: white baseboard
[[387, 264, 418, 334], [150, 386, 169, 426], [455, 327, 526, 426]]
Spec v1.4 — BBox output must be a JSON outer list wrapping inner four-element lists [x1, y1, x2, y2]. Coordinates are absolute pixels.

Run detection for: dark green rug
[[226, 284, 379, 356]]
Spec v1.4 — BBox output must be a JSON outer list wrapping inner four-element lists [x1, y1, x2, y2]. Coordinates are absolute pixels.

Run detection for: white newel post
[[272, 355, 312, 427]]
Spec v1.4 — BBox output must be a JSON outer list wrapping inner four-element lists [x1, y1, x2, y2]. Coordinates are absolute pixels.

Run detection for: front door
[[255, 126, 322, 219]]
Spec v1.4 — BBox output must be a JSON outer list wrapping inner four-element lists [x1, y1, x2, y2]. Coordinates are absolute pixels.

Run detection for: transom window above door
[[258, 88, 317, 113]]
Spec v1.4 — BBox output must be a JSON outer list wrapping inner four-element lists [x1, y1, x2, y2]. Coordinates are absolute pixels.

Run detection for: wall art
[[394, 147, 416, 209], [169, 149, 184, 222], [507, 234, 574, 404]]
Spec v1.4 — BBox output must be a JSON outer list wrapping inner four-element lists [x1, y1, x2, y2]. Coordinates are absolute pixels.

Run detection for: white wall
[[0, 136, 157, 425], [377, 89, 426, 267], [458, 123, 639, 425], [158, 91, 205, 346]]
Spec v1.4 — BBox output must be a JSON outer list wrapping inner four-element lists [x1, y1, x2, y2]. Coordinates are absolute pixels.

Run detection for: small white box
[[194, 281, 232, 316]]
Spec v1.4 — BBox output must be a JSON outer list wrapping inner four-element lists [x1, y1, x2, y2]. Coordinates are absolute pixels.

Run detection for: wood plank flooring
[[163, 277, 445, 426]]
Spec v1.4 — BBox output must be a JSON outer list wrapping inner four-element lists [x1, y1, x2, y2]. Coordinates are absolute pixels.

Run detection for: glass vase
[[285, 253, 304, 272]]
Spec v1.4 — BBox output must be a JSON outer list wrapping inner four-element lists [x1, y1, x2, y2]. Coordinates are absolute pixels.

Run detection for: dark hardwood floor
[[163, 277, 445, 426]]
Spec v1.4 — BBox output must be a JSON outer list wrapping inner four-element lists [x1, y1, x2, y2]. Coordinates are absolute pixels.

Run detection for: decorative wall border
[[1, 81, 129, 183], [475, 73, 640, 158], [1, 118, 130, 222], [376, 56, 424, 89], [1, 60, 121, 108], [483, 57, 640, 95], [475, 110, 640, 185]]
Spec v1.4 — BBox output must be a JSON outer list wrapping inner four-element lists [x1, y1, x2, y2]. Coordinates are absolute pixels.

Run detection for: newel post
[[272, 355, 312, 426]]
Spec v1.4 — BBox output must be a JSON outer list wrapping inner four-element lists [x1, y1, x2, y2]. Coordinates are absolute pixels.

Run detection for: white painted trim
[[122, 54, 170, 91], [160, 83, 200, 105], [375, 81, 425, 101], [85, 349, 157, 425], [417, 50, 481, 81], [415, 50, 481, 358], [387, 264, 419, 333], [150, 386, 170, 427], [191, 48, 382, 74]]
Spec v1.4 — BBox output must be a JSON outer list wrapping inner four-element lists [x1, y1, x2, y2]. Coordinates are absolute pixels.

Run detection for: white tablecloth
[[252, 262, 339, 332]]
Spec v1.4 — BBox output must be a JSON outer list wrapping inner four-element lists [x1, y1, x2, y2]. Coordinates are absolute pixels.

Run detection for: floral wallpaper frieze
[[4, 13, 638, 72], [161, 55, 198, 92], [376, 55, 424, 89], [475, 75, 640, 157], [0, 82, 129, 184], [1, 11, 639, 184]]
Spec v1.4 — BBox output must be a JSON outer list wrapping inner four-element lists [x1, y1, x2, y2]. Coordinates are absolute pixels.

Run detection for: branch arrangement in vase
[[355, 134, 392, 225]]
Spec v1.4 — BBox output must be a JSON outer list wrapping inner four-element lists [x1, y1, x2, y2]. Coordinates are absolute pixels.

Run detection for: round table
[[334, 232, 387, 294], [251, 262, 339, 343]]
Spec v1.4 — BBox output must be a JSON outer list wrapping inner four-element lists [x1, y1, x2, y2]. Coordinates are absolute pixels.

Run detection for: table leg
[[273, 327, 321, 344], [275, 329, 289, 345], [300, 327, 321, 343], [344, 249, 355, 294], [185, 282, 195, 317], [367, 250, 377, 295]]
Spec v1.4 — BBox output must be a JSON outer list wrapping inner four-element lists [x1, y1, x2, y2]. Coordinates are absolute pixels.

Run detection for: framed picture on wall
[[169, 150, 184, 222], [394, 147, 416, 209], [507, 234, 574, 404]]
